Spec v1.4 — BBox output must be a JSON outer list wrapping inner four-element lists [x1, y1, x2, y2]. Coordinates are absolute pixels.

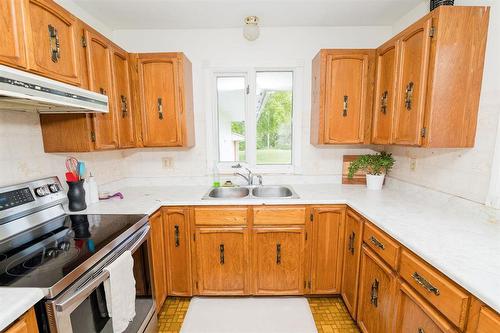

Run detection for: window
[[213, 69, 298, 172]]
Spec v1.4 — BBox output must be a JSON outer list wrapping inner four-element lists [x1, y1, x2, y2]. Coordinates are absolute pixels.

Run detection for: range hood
[[0, 64, 108, 113]]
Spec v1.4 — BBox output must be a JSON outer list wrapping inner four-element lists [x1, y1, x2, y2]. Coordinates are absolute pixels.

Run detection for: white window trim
[[205, 65, 303, 175]]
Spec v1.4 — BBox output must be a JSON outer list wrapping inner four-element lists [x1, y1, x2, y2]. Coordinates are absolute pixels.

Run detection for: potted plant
[[348, 152, 395, 190]]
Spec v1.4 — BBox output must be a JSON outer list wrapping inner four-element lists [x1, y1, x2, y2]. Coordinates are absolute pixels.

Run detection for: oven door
[[45, 224, 157, 333]]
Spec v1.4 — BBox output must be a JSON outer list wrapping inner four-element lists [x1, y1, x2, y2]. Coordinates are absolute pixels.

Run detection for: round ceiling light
[[243, 16, 260, 41]]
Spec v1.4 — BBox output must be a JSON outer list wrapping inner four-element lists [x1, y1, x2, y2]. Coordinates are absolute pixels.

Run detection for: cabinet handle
[[412, 272, 440, 296], [348, 232, 355, 255], [220, 244, 225, 265], [99, 88, 107, 96], [418, 329, 425, 333], [369, 236, 385, 250], [276, 243, 281, 264], [405, 81, 414, 110], [157, 97, 164, 120], [174, 225, 180, 247], [370, 279, 379, 307], [342, 95, 348, 117], [48, 25, 60, 63], [380, 90, 388, 114], [120, 95, 128, 118]]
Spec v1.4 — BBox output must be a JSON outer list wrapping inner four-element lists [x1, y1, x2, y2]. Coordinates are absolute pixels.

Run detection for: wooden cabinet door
[[85, 30, 117, 150], [195, 227, 249, 295], [138, 55, 182, 147], [149, 211, 166, 313], [323, 52, 370, 144], [392, 19, 432, 145], [163, 207, 192, 296], [253, 227, 305, 295], [357, 245, 396, 333], [395, 282, 456, 333], [111, 48, 135, 148], [372, 40, 398, 144], [0, 0, 28, 69], [341, 209, 364, 319], [25, 0, 81, 85], [5, 308, 38, 333], [310, 206, 345, 294]]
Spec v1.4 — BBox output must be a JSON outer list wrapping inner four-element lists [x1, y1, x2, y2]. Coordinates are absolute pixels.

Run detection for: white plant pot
[[366, 174, 385, 190]]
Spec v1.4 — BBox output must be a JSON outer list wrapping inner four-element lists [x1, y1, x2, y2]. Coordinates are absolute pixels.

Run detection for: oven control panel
[[0, 187, 34, 211]]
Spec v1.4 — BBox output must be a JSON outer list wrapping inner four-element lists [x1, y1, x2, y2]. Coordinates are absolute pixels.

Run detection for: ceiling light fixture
[[243, 16, 260, 41]]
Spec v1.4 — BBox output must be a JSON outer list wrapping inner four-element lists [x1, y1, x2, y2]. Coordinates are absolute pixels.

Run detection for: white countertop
[[0, 288, 45, 331], [2, 179, 499, 329]]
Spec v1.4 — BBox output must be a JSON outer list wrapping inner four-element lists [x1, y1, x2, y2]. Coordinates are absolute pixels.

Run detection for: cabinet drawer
[[399, 250, 470, 330], [363, 223, 400, 269], [194, 207, 248, 226], [395, 282, 457, 333], [476, 306, 500, 333], [253, 206, 306, 225]]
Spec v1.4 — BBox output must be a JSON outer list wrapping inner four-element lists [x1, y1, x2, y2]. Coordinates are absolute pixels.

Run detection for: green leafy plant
[[348, 152, 395, 178]]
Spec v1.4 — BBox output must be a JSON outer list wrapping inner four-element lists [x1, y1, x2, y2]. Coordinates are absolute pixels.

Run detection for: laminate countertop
[[0, 288, 45, 331]]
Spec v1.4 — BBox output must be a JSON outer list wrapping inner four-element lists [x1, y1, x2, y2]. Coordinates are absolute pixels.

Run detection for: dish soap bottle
[[212, 163, 220, 188], [87, 172, 99, 203]]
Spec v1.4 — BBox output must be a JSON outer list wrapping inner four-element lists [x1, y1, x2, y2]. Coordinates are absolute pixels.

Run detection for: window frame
[[206, 66, 303, 175]]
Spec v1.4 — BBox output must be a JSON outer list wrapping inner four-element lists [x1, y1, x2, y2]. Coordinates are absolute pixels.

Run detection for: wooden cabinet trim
[[253, 206, 306, 225]]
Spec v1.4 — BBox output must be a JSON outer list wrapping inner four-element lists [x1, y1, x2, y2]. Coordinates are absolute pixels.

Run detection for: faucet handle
[[231, 163, 243, 169]]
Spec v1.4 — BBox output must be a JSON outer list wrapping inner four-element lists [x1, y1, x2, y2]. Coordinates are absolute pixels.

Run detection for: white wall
[[382, 0, 500, 204]]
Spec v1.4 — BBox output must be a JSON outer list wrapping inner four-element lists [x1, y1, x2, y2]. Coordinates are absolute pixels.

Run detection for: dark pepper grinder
[[67, 180, 87, 211]]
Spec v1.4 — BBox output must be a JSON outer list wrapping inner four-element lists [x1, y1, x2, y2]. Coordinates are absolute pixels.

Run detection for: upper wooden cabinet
[[25, 0, 82, 86], [311, 49, 375, 145], [135, 53, 195, 148], [0, 0, 28, 69]]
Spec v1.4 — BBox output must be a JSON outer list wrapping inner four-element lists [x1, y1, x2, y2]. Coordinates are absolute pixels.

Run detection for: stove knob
[[35, 187, 48, 197], [46, 248, 59, 258], [49, 184, 60, 193], [58, 241, 70, 251]]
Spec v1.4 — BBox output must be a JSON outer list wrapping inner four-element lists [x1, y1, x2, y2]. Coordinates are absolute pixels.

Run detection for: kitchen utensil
[[65, 172, 78, 182], [76, 161, 85, 180], [99, 192, 124, 200], [65, 157, 78, 177]]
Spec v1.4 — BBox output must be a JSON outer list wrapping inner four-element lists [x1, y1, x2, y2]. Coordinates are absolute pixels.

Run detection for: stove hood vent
[[0, 64, 108, 114]]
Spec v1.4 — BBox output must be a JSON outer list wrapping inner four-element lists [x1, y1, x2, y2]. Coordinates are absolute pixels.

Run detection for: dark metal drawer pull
[[174, 225, 180, 247], [220, 244, 225, 264], [99, 87, 107, 96], [276, 243, 281, 264], [157, 97, 164, 119], [418, 328, 425, 333], [342, 95, 348, 117], [121, 95, 128, 118], [369, 236, 385, 250], [48, 25, 60, 63], [370, 279, 379, 307], [405, 81, 414, 110], [380, 90, 388, 114], [412, 272, 440, 296], [348, 232, 355, 255]]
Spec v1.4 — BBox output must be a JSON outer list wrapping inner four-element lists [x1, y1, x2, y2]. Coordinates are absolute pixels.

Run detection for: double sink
[[202, 185, 300, 200]]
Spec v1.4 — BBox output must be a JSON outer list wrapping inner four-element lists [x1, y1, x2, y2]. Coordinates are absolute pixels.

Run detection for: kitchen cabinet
[[0, 0, 28, 69], [252, 227, 305, 295], [195, 227, 249, 295], [4, 307, 38, 333], [394, 282, 456, 333], [25, 0, 82, 86], [466, 299, 500, 333], [371, 40, 398, 144], [363, 222, 400, 270], [340, 209, 364, 319], [310, 49, 375, 145], [357, 245, 396, 333], [84, 28, 118, 150], [111, 48, 136, 148], [136, 53, 195, 148], [309, 206, 345, 294], [163, 207, 193, 296], [149, 210, 166, 313]]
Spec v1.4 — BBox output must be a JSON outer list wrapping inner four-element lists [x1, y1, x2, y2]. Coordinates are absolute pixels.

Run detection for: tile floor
[[157, 297, 359, 333]]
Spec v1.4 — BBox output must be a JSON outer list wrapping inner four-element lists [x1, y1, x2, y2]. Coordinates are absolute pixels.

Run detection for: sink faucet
[[232, 164, 263, 186]]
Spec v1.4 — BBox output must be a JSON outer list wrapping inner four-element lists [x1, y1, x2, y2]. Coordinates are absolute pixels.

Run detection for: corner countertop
[[0, 288, 46, 331], [74, 181, 500, 314]]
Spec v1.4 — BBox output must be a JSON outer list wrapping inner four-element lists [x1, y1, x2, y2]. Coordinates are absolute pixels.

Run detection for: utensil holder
[[430, 0, 454, 11], [67, 180, 87, 211]]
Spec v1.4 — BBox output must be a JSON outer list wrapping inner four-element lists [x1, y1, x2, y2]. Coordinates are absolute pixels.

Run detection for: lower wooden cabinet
[[195, 227, 249, 295], [252, 227, 305, 295], [309, 206, 345, 294], [395, 282, 456, 333], [163, 207, 193, 296], [4, 307, 38, 333], [340, 209, 364, 318], [149, 210, 166, 313], [357, 245, 396, 333]]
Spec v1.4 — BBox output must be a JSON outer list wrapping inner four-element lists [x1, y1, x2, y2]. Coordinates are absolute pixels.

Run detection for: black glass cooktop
[[0, 214, 146, 289]]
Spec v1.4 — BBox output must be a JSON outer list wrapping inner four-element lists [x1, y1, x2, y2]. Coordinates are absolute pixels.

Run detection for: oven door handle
[[55, 270, 109, 312], [130, 225, 150, 253]]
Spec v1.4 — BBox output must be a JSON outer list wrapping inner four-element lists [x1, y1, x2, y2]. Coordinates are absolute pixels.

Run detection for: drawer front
[[363, 223, 400, 269], [476, 306, 500, 333], [194, 207, 248, 226], [399, 250, 470, 330], [395, 282, 457, 333], [253, 206, 306, 225]]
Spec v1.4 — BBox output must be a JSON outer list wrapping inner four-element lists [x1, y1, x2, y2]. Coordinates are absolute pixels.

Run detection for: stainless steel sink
[[203, 185, 299, 200], [207, 187, 250, 199], [252, 185, 295, 198]]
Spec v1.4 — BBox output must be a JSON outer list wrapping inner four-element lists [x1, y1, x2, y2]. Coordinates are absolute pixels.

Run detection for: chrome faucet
[[232, 164, 263, 186]]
